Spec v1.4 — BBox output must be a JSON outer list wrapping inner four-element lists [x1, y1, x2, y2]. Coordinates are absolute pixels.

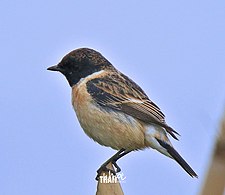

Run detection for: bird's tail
[[145, 125, 198, 178], [156, 138, 198, 178]]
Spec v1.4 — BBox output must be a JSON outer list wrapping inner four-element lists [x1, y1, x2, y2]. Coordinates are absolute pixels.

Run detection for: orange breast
[[71, 72, 146, 151]]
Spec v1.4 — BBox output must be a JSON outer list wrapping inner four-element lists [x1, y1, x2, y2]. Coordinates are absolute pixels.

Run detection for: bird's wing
[[86, 71, 179, 140]]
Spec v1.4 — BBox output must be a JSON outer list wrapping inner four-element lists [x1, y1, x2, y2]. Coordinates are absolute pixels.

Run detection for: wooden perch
[[200, 111, 225, 195], [96, 162, 124, 195]]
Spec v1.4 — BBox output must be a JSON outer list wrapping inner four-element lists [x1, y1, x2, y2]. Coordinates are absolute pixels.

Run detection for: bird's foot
[[95, 149, 127, 181], [95, 163, 117, 180], [111, 160, 121, 173]]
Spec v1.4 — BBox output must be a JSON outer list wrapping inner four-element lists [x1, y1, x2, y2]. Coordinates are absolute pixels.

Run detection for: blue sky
[[1, 1, 225, 194]]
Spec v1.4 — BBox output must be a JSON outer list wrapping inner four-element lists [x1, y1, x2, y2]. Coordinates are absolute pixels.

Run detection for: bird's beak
[[47, 65, 61, 72]]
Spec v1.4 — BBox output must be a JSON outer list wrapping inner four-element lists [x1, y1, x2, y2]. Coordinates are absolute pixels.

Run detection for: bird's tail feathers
[[156, 138, 198, 178]]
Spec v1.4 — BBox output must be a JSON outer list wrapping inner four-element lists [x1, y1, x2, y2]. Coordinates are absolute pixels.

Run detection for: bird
[[47, 48, 198, 179]]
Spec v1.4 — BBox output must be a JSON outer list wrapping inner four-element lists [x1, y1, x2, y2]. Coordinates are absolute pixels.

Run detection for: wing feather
[[86, 71, 179, 140]]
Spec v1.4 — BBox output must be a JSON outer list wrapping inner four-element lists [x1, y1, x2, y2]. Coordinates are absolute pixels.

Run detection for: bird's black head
[[47, 48, 113, 87]]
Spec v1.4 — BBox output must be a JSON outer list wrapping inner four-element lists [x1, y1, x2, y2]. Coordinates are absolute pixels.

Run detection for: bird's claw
[[111, 160, 121, 173], [95, 165, 117, 180]]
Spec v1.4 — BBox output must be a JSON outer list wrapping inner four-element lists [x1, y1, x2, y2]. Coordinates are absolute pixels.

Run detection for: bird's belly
[[72, 90, 145, 150]]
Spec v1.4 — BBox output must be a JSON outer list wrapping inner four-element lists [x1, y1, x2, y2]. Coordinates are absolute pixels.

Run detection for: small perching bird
[[47, 48, 198, 179]]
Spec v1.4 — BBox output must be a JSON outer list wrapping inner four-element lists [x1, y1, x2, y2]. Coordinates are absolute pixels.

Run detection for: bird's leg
[[111, 150, 131, 173], [96, 149, 130, 180], [96, 149, 124, 180]]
